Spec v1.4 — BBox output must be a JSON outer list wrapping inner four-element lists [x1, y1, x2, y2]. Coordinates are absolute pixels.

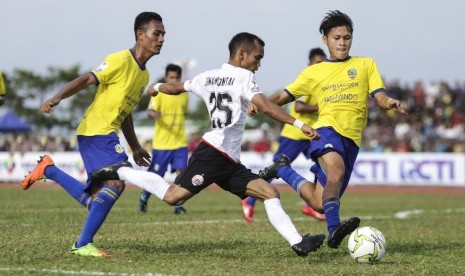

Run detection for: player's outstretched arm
[[148, 82, 185, 96], [251, 93, 318, 139], [40, 73, 96, 114], [248, 90, 292, 116], [300, 124, 319, 140], [247, 102, 260, 116], [251, 93, 312, 129], [121, 113, 151, 167], [268, 90, 294, 106], [250, 93, 294, 124], [373, 92, 408, 114]]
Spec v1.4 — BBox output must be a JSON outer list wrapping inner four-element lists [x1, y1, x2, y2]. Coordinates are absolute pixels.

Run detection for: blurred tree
[[7, 65, 95, 133]]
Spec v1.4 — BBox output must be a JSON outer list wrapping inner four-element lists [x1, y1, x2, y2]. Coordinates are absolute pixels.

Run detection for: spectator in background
[[411, 81, 426, 108]]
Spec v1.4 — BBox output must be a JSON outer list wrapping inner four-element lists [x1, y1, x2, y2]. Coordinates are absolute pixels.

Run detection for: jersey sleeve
[[285, 67, 315, 99], [243, 73, 263, 101], [367, 58, 386, 96], [91, 54, 124, 85], [183, 72, 206, 98]]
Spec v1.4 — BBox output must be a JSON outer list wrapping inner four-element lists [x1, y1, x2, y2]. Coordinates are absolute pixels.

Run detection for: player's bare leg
[[299, 182, 326, 221], [245, 179, 325, 256], [317, 152, 360, 248]]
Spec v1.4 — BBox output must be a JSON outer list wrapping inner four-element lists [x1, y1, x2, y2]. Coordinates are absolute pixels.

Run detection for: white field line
[[17, 207, 465, 228]]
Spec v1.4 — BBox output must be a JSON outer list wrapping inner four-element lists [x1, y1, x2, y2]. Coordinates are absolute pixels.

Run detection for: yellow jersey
[[280, 95, 318, 140], [0, 72, 5, 96], [149, 92, 188, 150], [77, 49, 149, 136], [285, 56, 385, 146]]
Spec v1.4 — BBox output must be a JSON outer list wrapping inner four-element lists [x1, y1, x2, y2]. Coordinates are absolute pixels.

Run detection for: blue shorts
[[308, 127, 359, 196], [273, 136, 311, 162], [148, 147, 188, 176], [77, 132, 128, 188]]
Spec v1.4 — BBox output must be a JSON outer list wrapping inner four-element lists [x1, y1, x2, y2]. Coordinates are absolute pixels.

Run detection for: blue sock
[[76, 186, 121, 247], [44, 166, 91, 209], [246, 196, 256, 206], [141, 190, 151, 202], [323, 197, 341, 236], [277, 166, 307, 193]]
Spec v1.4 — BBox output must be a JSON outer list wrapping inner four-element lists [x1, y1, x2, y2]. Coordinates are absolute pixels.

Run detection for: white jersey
[[184, 63, 262, 162]]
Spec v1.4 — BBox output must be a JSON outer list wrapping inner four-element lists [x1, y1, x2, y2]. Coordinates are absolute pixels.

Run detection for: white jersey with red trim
[[184, 63, 262, 162]]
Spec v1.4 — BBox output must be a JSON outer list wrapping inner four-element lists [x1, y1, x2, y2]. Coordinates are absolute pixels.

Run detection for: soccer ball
[[347, 226, 386, 263]]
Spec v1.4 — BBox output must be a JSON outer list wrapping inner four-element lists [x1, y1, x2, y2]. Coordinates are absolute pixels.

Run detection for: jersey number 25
[[209, 92, 232, 129]]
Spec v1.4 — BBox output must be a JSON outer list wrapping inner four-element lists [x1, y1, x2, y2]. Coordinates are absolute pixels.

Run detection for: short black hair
[[308, 47, 326, 61], [319, 10, 353, 36], [134, 12, 163, 41], [165, 64, 182, 77], [228, 32, 265, 59]]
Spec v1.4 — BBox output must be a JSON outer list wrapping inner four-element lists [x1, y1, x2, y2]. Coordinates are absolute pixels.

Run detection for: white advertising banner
[[1, 152, 464, 187]]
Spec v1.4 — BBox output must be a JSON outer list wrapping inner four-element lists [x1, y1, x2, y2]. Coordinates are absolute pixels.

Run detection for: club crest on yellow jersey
[[347, 68, 357, 79]]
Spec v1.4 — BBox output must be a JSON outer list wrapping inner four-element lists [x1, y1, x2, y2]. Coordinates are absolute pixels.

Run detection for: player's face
[[323, 26, 352, 60], [139, 20, 165, 55], [165, 71, 181, 83], [241, 41, 264, 73]]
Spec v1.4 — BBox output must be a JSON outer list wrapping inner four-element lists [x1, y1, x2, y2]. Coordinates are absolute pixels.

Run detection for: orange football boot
[[22, 155, 54, 190]]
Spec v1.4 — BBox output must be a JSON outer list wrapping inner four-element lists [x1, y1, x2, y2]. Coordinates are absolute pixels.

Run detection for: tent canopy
[[0, 109, 32, 132]]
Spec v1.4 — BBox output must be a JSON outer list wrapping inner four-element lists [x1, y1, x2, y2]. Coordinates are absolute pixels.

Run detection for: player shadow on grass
[[385, 241, 459, 257], [124, 239, 255, 254], [121, 239, 324, 257]]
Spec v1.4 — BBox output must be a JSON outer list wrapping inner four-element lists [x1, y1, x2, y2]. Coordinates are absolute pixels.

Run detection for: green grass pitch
[[1, 184, 464, 275]]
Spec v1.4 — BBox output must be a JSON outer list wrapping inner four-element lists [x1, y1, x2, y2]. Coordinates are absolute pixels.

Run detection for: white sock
[[264, 198, 302, 246], [117, 167, 170, 200]]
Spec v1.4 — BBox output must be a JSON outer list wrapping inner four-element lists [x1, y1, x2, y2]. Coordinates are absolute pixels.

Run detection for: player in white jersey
[[92, 32, 325, 256]]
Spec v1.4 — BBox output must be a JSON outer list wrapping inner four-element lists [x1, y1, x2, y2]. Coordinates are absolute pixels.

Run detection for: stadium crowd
[[1, 80, 464, 154], [360, 80, 465, 153]]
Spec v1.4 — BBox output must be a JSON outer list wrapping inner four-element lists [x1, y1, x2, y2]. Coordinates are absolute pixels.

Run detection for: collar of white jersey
[[222, 63, 252, 74]]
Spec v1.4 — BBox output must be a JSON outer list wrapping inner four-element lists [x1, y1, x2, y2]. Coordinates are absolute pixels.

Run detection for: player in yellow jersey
[[253, 10, 407, 249], [138, 64, 189, 215], [241, 48, 327, 223], [22, 12, 165, 257], [0, 72, 5, 106]]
